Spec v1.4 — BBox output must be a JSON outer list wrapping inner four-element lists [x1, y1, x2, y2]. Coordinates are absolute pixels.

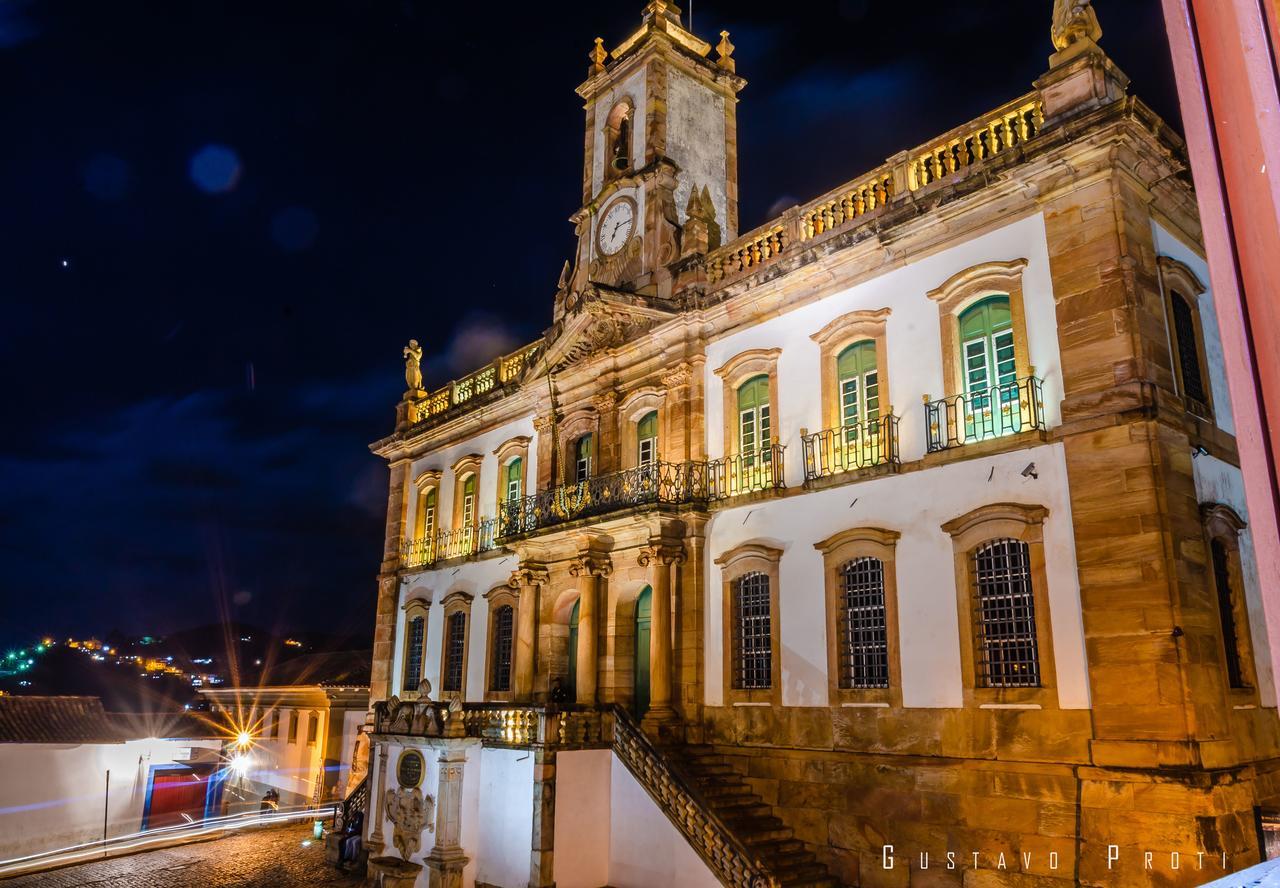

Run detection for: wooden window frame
[[813, 527, 902, 706], [940, 502, 1057, 708], [400, 598, 431, 700], [714, 348, 781, 458], [493, 436, 531, 512], [483, 585, 520, 702], [714, 542, 783, 706], [926, 259, 1032, 399], [811, 309, 892, 432], [439, 590, 473, 699], [559, 410, 600, 485], [1157, 256, 1215, 419], [1202, 503, 1256, 698], [412, 470, 442, 547], [450, 454, 484, 535], [619, 388, 668, 469]]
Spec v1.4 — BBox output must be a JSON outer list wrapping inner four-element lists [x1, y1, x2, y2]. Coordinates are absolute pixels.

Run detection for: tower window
[[605, 101, 633, 177], [1170, 291, 1208, 410], [1212, 539, 1247, 689]]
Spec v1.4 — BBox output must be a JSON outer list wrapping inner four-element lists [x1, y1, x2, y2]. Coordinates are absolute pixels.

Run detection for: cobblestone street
[[1, 823, 364, 888]]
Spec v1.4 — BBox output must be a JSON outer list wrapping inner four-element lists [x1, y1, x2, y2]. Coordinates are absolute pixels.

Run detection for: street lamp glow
[[229, 753, 251, 776], [235, 731, 252, 749]]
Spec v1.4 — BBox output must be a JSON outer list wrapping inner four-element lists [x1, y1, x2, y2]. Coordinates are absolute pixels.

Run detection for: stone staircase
[[672, 746, 840, 888]]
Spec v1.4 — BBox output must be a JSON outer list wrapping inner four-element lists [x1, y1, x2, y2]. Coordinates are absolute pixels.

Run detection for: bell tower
[[567, 1, 745, 299]]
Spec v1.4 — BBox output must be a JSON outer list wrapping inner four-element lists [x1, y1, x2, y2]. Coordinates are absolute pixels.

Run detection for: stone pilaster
[[366, 741, 389, 853], [425, 746, 469, 888], [638, 540, 685, 732]]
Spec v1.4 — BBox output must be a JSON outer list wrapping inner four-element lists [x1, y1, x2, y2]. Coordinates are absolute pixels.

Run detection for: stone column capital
[[509, 563, 550, 588], [638, 541, 686, 567], [569, 552, 613, 578]]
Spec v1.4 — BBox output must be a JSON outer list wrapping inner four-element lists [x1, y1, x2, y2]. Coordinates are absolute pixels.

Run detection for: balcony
[[925, 376, 1046, 453], [400, 518, 499, 570], [801, 415, 900, 482], [497, 446, 786, 539]]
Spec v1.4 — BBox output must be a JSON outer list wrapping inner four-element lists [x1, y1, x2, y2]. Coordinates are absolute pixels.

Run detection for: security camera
[[1192, 445, 1209, 458], [1021, 463, 1038, 480]]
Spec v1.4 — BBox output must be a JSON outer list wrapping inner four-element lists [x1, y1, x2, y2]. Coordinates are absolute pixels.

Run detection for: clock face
[[597, 199, 635, 256]]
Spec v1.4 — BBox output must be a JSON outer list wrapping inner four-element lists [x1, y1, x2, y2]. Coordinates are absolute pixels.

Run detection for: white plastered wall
[[590, 69, 647, 199], [667, 69, 727, 228]]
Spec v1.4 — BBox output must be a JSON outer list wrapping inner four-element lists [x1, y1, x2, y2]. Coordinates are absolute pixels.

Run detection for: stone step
[[697, 781, 753, 799], [743, 837, 807, 857]]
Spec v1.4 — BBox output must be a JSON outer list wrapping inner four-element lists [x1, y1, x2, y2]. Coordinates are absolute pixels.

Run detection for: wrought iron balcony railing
[[497, 446, 787, 539], [400, 518, 498, 570], [705, 444, 787, 501], [801, 415, 900, 481], [925, 376, 1045, 453]]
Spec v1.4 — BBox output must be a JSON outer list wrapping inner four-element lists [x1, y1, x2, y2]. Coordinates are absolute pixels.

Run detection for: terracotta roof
[[0, 696, 124, 744]]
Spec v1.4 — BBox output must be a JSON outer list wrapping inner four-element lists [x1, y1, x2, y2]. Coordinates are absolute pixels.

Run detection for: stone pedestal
[[424, 847, 468, 888], [366, 856, 422, 888]]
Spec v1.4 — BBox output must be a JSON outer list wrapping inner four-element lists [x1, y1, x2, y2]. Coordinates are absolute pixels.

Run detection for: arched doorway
[[634, 586, 652, 719], [566, 598, 580, 701]]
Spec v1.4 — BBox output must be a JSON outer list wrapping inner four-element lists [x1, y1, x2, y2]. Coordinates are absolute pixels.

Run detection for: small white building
[[0, 696, 222, 864]]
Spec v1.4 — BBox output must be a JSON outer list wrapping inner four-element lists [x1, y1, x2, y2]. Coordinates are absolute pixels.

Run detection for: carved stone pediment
[[542, 285, 676, 372]]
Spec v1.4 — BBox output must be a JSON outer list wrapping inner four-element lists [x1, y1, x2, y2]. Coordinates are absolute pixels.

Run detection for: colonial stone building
[[349, 3, 1280, 886]]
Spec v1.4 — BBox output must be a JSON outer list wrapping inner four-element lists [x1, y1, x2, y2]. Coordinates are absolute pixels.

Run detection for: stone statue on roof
[[1052, 0, 1102, 52], [403, 339, 423, 392]]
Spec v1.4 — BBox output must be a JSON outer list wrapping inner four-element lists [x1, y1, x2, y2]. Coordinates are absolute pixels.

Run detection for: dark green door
[[566, 598, 579, 701], [634, 587, 652, 718]]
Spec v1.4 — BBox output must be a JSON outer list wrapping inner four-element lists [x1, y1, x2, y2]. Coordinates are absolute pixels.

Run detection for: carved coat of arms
[[384, 786, 435, 859]]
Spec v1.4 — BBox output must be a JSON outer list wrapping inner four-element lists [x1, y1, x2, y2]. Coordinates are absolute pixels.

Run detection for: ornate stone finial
[[590, 37, 607, 74], [1051, 0, 1102, 55], [403, 339, 424, 393], [716, 30, 736, 72]]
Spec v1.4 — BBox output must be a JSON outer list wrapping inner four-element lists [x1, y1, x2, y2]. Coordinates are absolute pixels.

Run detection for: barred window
[[443, 611, 466, 693], [403, 615, 425, 692], [1212, 539, 1247, 689], [837, 557, 889, 689], [732, 571, 772, 689], [490, 605, 514, 693], [972, 539, 1040, 688], [1170, 292, 1208, 408]]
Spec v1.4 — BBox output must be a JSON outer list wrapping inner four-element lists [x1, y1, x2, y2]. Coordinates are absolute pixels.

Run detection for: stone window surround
[[493, 436, 531, 512], [926, 259, 1032, 399], [439, 590, 473, 700], [810, 309, 893, 433], [482, 584, 520, 702], [411, 469, 442, 542], [813, 526, 903, 707], [619, 386, 668, 469], [940, 502, 1058, 708], [449, 454, 483, 532], [713, 348, 781, 458], [714, 542, 783, 707], [1157, 256, 1216, 418], [400, 595, 431, 701], [560, 408, 601, 484], [1202, 502, 1257, 698]]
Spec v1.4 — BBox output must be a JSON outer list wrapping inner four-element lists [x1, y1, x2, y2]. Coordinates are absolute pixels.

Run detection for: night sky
[[0, 1, 1178, 648]]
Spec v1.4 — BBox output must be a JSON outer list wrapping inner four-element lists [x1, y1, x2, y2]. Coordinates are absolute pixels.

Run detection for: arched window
[[416, 488, 437, 540], [605, 101, 633, 178], [574, 434, 594, 482], [489, 605, 515, 694], [503, 457, 523, 504], [837, 340, 880, 446], [736, 375, 772, 460], [972, 538, 1040, 688], [958, 295, 1016, 398], [460, 474, 477, 528], [403, 614, 426, 693], [442, 611, 467, 694], [634, 586, 652, 718], [731, 571, 772, 690], [837, 557, 888, 689], [636, 411, 658, 467], [567, 598, 580, 699], [1203, 503, 1253, 692]]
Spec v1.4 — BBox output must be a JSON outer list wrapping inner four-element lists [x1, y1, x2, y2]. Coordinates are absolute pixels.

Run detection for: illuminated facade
[[352, 3, 1280, 886]]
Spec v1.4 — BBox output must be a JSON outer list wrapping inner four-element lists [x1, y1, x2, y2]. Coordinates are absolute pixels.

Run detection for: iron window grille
[[837, 557, 889, 689], [972, 538, 1040, 688], [732, 571, 773, 690], [443, 612, 467, 693], [403, 615, 425, 692], [490, 605, 515, 693], [1211, 539, 1247, 688]]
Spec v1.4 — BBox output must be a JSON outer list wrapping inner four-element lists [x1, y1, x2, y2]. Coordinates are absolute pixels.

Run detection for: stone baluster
[[508, 564, 549, 702], [638, 541, 686, 730], [568, 550, 612, 705]]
